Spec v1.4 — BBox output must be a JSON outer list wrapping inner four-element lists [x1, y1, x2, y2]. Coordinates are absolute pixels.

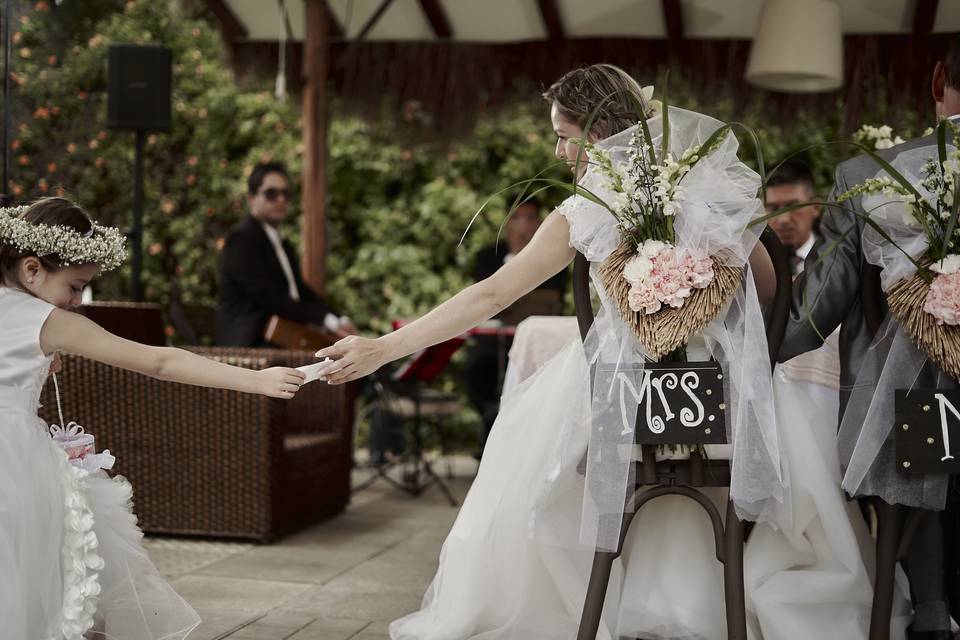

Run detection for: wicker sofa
[[38, 304, 353, 542]]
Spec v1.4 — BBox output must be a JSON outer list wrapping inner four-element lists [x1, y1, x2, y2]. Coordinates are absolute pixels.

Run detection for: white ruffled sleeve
[[554, 168, 621, 262]]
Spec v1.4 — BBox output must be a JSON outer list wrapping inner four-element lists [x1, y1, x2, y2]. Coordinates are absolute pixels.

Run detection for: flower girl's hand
[[49, 352, 63, 375], [258, 367, 306, 399], [315, 335, 388, 385]]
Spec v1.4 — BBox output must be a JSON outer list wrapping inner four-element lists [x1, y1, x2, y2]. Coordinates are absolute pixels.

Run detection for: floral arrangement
[[853, 123, 935, 152], [0, 205, 127, 271], [622, 239, 715, 314], [586, 129, 725, 318], [838, 119, 960, 376], [574, 95, 748, 358]]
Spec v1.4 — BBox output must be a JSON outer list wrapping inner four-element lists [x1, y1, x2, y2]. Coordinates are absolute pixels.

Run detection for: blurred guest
[[464, 198, 567, 455], [216, 161, 357, 347], [766, 159, 821, 277]]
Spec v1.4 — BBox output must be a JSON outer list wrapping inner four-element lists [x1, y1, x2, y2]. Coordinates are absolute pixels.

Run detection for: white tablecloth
[[501, 315, 580, 399]]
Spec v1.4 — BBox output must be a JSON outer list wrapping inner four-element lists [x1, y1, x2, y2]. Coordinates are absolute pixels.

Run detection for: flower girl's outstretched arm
[[317, 212, 577, 385], [39, 310, 305, 398]]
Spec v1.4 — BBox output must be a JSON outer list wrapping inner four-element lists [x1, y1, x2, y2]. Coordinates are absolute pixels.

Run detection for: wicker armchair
[[39, 305, 353, 542]]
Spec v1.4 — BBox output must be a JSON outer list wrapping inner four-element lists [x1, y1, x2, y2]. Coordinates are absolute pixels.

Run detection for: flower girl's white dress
[[390, 110, 904, 640], [0, 287, 200, 640]]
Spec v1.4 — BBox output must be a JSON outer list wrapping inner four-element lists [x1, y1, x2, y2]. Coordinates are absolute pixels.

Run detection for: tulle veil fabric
[[559, 107, 788, 551], [839, 144, 957, 508]]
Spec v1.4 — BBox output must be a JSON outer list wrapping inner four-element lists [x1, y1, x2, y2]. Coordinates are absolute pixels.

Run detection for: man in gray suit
[[779, 39, 960, 639]]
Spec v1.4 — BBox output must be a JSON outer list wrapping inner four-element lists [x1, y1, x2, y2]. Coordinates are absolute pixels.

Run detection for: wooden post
[[301, 0, 329, 293]]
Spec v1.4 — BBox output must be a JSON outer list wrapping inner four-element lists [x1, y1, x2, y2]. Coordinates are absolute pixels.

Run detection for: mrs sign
[[895, 389, 960, 473], [618, 361, 728, 446]]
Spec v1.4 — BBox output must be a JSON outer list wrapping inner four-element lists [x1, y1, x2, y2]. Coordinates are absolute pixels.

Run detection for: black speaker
[[107, 44, 172, 132]]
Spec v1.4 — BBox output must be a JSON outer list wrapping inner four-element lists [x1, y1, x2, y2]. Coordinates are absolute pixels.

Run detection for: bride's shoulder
[[554, 187, 620, 261]]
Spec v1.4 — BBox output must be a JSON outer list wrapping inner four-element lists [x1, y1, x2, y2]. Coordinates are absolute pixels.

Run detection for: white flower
[[933, 254, 960, 275], [610, 192, 631, 213], [0, 205, 127, 272], [623, 255, 653, 284], [638, 239, 671, 259], [875, 138, 894, 150]]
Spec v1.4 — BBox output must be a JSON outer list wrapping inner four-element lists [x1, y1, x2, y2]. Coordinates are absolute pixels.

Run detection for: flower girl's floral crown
[[0, 204, 127, 271]]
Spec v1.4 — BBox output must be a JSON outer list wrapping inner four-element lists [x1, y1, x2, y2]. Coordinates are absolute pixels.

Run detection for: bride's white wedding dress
[[0, 287, 200, 640], [390, 109, 896, 640]]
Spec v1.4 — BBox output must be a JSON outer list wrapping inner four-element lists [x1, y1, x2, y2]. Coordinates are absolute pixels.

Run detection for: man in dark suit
[[780, 39, 960, 639], [766, 159, 821, 277], [464, 198, 568, 455], [215, 162, 357, 347]]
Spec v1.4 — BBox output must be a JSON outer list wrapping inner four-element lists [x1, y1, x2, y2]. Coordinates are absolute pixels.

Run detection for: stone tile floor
[[144, 456, 475, 640]]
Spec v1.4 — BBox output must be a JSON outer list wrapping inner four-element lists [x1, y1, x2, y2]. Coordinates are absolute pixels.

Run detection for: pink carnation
[[629, 283, 661, 314], [925, 272, 960, 326], [685, 253, 715, 289], [625, 244, 716, 315]]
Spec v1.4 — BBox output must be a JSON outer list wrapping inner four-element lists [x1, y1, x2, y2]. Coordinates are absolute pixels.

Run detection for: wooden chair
[[860, 263, 949, 640], [574, 227, 791, 640]]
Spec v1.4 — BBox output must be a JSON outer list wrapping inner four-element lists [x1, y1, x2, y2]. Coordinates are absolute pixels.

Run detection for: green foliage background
[[4, 0, 938, 448], [8, 0, 934, 335]]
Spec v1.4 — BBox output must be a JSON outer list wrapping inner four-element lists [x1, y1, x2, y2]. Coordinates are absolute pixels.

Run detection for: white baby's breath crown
[[0, 204, 127, 272]]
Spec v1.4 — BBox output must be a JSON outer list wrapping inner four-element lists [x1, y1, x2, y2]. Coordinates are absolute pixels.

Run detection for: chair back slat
[[760, 226, 792, 372], [861, 262, 884, 338], [573, 252, 593, 342]]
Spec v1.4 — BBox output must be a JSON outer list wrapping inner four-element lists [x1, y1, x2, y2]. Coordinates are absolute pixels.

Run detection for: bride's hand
[[315, 335, 389, 385]]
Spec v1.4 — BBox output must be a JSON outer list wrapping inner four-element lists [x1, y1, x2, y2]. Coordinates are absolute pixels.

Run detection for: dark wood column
[[301, 0, 329, 293]]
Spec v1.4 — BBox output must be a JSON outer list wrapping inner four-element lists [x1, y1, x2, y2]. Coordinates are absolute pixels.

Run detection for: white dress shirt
[[260, 220, 346, 332], [260, 221, 300, 301], [793, 232, 817, 276]]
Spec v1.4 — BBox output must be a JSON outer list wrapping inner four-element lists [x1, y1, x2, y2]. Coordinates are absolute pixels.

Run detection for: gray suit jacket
[[778, 129, 955, 419]]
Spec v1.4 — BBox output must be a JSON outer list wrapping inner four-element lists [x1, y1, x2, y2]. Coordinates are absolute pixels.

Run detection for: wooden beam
[[912, 0, 938, 35], [335, 0, 396, 69], [536, 0, 564, 41], [418, 0, 452, 39], [322, 1, 344, 40], [203, 0, 248, 42], [661, 0, 683, 41], [301, 0, 330, 293]]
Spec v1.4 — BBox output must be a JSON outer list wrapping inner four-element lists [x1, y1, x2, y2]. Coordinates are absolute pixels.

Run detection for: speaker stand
[[129, 129, 145, 301]]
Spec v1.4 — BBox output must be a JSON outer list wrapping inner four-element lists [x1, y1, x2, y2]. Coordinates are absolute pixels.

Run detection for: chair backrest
[[861, 262, 885, 338], [573, 252, 593, 342], [571, 226, 791, 372], [761, 226, 792, 371], [79, 301, 167, 346]]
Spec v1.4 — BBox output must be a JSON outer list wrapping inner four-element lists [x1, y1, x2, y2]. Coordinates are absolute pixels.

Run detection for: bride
[[318, 64, 891, 639]]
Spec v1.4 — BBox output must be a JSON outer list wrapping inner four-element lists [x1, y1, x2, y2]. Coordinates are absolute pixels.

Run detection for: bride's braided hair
[[543, 64, 652, 139]]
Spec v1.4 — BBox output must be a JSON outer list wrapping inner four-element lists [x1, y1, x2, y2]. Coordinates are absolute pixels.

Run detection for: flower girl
[[0, 197, 306, 639]]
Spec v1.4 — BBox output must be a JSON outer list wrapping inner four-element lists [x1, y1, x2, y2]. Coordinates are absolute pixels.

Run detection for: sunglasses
[[260, 187, 291, 202]]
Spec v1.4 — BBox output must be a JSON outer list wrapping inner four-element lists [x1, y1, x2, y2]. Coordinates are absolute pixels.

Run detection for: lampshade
[[746, 0, 843, 93]]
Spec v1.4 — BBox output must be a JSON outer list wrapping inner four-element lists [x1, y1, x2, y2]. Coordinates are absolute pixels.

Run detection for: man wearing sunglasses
[[215, 161, 357, 347]]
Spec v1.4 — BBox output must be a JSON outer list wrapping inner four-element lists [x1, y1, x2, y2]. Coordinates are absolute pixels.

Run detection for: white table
[[501, 315, 580, 399]]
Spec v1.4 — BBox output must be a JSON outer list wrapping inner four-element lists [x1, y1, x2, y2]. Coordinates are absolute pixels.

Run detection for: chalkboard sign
[[894, 389, 960, 474], [629, 361, 727, 445]]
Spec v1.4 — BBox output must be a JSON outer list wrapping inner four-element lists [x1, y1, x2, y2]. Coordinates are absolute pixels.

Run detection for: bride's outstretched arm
[[317, 212, 577, 384]]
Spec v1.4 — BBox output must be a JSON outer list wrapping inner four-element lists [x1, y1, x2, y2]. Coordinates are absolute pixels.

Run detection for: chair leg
[[576, 549, 618, 640], [723, 499, 748, 640], [869, 499, 905, 640]]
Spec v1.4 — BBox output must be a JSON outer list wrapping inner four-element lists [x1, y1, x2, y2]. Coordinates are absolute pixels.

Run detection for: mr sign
[[895, 389, 960, 474], [619, 361, 727, 445]]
